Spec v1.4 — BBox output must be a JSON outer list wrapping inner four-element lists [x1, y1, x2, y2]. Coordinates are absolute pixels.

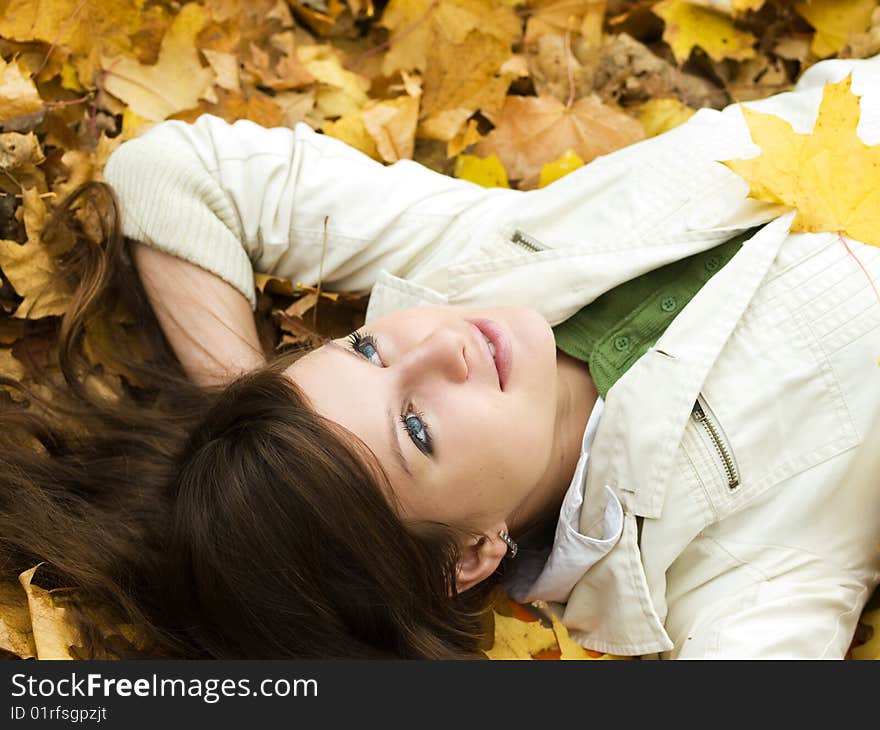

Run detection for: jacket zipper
[[691, 395, 740, 490], [510, 229, 547, 252]]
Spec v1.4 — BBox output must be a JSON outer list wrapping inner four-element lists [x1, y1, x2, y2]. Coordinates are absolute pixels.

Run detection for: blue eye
[[347, 331, 382, 366], [400, 407, 431, 455], [346, 330, 434, 457]]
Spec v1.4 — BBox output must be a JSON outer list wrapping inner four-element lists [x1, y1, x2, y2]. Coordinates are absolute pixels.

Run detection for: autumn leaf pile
[[1, 0, 880, 660]]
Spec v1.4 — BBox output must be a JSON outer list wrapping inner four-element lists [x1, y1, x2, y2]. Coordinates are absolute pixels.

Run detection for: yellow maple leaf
[[539, 149, 585, 188], [631, 97, 697, 138], [0, 0, 164, 86], [454, 153, 510, 188], [483, 610, 558, 659], [723, 74, 880, 248], [101, 3, 216, 122], [795, 0, 876, 58], [654, 0, 757, 64]]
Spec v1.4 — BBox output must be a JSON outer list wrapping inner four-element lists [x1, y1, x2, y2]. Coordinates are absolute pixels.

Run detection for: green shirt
[[552, 228, 758, 398]]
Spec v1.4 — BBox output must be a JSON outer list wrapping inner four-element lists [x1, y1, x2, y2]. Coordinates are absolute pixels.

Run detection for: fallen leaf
[[524, 0, 607, 48], [446, 118, 482, 157], [539, 148, 585, 187], [475, 94, 644, 188], [172, 88, 286, 128], [380, 0, 521, 76], [18, 565, 78, 660], [795, 0, 876, 58], [631, 97, 696, 137], [0, 347, 26, 381], [724, 74, 880, 247], [654, 0, 757, 63], [362, 95, 419, 162], [101, 3, 216, 121], [0, 580, 35, 658], [843, 6, 880, 59], [0, 58, 43, 124], [0, 188, 71, 319], [419, 28, 516, 141], [483, 610, 559, 659], [201, 49, 241, 92], [297, 44, 370, 118], [454, 152, 510, 188], [0, 131, 44, 170], [0, 0, 158, 84]]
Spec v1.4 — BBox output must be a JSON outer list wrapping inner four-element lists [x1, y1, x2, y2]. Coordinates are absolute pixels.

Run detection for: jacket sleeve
[[103, 114, 519, 310]]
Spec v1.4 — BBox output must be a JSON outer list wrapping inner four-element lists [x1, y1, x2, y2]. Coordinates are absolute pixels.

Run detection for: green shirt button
[[660, 296, 677, 313], [705, 255, 721, 272], [613, 335, 630, 352]]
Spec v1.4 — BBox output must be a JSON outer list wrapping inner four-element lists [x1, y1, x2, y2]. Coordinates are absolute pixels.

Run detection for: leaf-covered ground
[[1, 0, 879, 659]]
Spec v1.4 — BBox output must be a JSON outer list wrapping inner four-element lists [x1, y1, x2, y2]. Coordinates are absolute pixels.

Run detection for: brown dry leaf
[[201, 49, 242, 92], [419, 29, 515, 141], [475, 94, 644, 188], [0, 317, 24, 344], [18, 565, 78, 660], [593, 33, 729, 110], [0, 0, 166, 86], [0, 347, 26, 381], [0, 188, 71, 319], [362, 95, 420, 162], [524, 0, 607, 48], [528, 32, 601, 103], [724, 56, 792, 102], [0, 57, 43, 124], [380, 0, 522, 76], [101, 3, 216, 122], [244, 31, 315, 90], [172, 88, 286, 128], [0, 131, 44, 170], [0, 580, 35, 658]]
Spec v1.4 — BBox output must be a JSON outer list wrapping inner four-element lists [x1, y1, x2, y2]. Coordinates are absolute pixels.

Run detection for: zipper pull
[[692, 402, 706, 421]]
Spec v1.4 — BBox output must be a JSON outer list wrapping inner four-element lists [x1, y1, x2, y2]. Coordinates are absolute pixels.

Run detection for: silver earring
[[498, 530, 518, 559]]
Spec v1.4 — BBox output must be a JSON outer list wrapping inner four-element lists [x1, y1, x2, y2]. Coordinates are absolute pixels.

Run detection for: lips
[[467, 319, 512, 391]]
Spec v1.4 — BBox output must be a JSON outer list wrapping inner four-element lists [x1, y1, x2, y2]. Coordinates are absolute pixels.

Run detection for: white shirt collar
[[503, 397, 624, 602]]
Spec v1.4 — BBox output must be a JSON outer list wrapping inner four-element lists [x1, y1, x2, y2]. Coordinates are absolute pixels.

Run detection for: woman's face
[[284, 304, 577, 536]]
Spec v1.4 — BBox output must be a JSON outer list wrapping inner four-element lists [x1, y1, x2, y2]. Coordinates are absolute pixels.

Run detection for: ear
[[454, 527, 510, 594]]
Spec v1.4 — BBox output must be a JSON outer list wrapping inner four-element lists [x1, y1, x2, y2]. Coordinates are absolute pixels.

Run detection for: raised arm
[[130, 241, 265, 387], [104, 114, 518, 310]]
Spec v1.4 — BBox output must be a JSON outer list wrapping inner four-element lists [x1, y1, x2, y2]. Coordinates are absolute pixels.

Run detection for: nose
[[395, 328, 469, 387]]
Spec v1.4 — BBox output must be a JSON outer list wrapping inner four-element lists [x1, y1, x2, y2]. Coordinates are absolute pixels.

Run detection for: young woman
[[3, 55, 879, 659]]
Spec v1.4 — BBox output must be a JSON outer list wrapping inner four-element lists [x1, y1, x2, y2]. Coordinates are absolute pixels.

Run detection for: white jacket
[[104, 56, 880, 658]]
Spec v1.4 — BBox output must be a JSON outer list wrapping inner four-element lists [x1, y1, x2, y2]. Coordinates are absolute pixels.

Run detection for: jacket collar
[[562, 213, 795, 654]]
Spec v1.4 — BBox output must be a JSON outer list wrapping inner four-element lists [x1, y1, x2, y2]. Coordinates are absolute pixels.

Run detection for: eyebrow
[[323, 339, 414, 480]]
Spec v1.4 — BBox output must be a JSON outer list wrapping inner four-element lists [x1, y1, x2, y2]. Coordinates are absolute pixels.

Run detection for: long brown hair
[[0, 182, 501, 659]]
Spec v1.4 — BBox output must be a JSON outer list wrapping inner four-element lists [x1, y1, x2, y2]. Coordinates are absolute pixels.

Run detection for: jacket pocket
[[690, 394, 741, 492]]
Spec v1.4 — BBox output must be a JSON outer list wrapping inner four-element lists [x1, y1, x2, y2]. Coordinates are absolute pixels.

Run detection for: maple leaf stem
[[564, 19, 575, 109], [839, 232, 880, 307], [43, 94, 92, 108], [32, 0, 89, 81]]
